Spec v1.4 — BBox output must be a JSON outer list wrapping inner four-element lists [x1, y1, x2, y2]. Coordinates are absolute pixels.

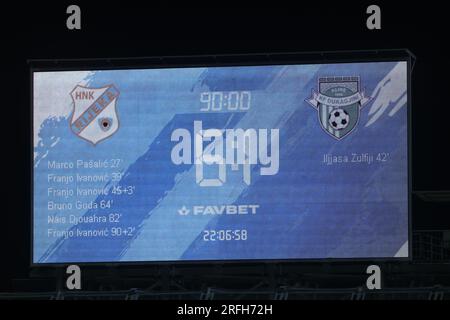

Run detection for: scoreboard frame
[[29, 49, 414, 267]]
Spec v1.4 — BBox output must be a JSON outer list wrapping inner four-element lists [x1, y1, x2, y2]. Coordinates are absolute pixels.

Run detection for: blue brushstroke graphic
[[33, 62, 408, 263]]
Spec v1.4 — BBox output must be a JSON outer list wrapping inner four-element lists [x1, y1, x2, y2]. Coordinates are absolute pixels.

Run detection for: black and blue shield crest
[[307, 77, 370, 140]]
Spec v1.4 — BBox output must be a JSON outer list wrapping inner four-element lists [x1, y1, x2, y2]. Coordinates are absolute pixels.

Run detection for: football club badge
[[69, 84, 120, 145], [306, 77, 370, 140]]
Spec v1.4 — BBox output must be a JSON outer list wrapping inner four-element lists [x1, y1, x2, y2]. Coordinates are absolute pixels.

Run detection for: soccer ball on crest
[[328, 108, 349, 130]]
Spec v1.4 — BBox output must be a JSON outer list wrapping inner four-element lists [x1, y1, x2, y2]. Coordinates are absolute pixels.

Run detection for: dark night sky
[[0, 2, 449, 291]]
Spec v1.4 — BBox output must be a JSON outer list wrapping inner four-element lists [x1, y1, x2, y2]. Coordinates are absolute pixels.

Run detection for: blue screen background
[[33, 61, 408, 263]]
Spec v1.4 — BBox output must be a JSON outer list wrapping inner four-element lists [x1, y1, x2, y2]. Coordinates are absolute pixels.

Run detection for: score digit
[[200, 92, 211, 111]]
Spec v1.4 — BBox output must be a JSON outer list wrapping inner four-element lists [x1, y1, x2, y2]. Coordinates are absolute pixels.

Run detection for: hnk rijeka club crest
[[306, 77, 370, 140], [69, 84, 120, 145]]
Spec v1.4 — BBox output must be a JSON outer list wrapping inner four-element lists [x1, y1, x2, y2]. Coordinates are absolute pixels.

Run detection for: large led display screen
[[32, 60, 409, 263]]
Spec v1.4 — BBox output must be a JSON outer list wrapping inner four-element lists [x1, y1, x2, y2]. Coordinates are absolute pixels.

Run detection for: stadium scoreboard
[[32, 54, 411, 264]]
